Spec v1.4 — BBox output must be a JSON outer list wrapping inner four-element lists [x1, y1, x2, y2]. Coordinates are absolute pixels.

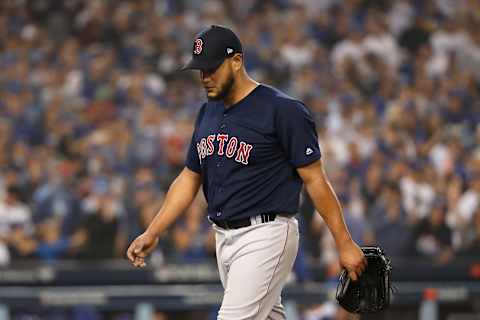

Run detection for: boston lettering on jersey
[[196, 134, 253, 165]]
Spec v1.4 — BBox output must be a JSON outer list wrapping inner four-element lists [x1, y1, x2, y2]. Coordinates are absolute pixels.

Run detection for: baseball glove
[[336, 246, 392, 313]]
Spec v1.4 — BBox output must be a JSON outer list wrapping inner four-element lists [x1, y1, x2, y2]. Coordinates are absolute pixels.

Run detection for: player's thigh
[[218, 218, 299, 320], [214, 227, 228, 288]]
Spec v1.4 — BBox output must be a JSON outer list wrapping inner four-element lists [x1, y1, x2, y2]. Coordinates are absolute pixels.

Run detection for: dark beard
[[208, 75, 234, 101]]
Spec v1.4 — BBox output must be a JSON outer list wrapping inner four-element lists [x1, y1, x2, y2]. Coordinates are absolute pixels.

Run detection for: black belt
[[210, 213, 277, 229]]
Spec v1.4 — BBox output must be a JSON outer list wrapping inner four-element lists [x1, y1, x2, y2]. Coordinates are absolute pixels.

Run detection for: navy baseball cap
[[181, 25, 243, 71]]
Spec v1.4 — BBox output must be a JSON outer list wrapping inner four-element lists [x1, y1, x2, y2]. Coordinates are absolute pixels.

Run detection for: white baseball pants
[[213, 215, 299, 320]]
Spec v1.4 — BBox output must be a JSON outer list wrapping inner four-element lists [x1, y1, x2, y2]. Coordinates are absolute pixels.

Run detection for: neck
[[223, 71, 259, 108]]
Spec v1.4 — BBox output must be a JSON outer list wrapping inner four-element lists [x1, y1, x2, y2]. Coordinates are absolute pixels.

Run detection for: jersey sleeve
[[185, 103, 207, 173], [275, 100, 321, 168], [185, 131, 201, 173]]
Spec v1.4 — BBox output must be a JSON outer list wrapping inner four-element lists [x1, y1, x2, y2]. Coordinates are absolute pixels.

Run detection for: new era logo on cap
[[226, 47, 233, 55], [305, 147, 313, 155]]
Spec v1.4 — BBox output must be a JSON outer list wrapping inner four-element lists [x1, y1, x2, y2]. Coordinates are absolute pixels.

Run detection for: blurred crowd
[[0, 0, 479, 285]]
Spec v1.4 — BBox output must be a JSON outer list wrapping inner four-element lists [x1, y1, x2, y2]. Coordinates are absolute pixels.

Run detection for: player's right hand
[[126, 232, 159, 268]]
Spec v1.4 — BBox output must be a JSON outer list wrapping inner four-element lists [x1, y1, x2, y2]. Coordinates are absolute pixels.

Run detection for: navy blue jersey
[[186, 84, 321, 221]]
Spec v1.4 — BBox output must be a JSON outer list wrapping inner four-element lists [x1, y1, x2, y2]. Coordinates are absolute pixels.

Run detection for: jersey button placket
[[217, 118, 227, 169], [214, 112, 227, 223]]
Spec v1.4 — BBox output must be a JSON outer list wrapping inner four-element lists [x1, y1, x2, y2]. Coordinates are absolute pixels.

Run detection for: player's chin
[[206, 90, 220, 100]]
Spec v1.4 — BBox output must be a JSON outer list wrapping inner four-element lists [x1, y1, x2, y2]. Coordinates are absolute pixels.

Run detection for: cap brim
[[180, 58, 224, 71]]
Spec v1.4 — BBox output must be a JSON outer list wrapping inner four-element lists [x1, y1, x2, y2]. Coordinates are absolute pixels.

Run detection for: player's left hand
[[338, 239, 367, 281]]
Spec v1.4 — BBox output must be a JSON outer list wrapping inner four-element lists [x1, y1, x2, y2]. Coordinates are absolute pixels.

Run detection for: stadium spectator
[[410, 200, 454, 265], [371, 182, 411, 257]]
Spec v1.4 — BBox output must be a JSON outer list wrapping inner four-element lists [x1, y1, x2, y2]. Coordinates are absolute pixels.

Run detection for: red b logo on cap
[[193, 38, 203, 55]]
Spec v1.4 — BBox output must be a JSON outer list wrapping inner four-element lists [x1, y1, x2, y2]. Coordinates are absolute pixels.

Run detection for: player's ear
[[231, 53, 243, 72]]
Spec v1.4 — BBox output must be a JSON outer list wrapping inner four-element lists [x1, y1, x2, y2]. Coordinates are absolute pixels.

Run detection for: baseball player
[[127, 25, 366, 320]]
